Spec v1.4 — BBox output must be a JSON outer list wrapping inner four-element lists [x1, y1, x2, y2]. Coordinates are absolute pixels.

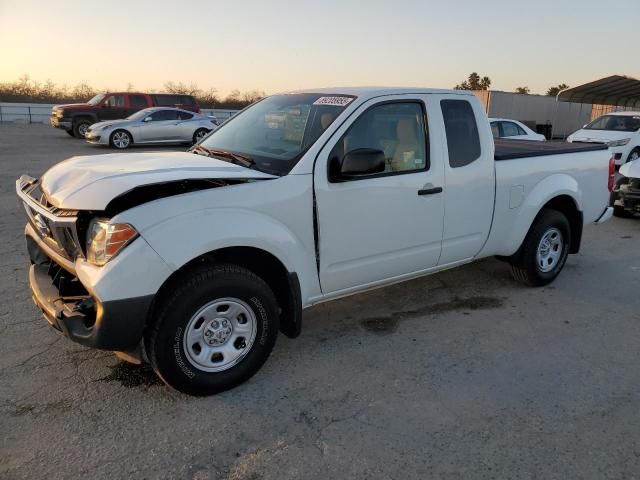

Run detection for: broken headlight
[[86, 219, 138, 266]]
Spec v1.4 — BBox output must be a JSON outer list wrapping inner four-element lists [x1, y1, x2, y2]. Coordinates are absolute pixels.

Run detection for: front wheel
[[146, 264, 279, 396], [72, 119, 92, 138], [627, 148, 640, 163], [110, 129, 132, 149], [509, 209, 570, 287]]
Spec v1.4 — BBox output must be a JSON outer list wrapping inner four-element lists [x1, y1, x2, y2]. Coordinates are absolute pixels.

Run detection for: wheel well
[[110, 128, 133, 144], [541, 195, 583, 254], [150, 247, 302, 339], [72, 115, 95, 124]]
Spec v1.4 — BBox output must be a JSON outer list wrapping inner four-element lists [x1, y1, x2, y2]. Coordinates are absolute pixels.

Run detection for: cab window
[[330, 102, 428, 176], [103, 95, 125, 107]]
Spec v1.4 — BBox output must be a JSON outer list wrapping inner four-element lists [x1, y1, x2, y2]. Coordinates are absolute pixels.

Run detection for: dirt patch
[[360, 295, 503, 335], [99, 362, 163, 388]]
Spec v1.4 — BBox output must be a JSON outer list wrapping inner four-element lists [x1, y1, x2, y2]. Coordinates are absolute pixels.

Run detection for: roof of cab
[[286, 86, 475, 99]]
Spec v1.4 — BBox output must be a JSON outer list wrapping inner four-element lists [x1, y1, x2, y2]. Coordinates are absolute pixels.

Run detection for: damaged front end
[[615, 177, 640, 216]]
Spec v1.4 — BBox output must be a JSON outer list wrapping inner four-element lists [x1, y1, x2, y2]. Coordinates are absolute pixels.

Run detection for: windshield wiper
[[190, 145, 255, 169]]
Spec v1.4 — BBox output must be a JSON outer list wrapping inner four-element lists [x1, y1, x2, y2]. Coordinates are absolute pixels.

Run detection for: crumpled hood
[[569, 129, 632, 143], [40, 152, 276, 210], [620, 158, 640, 179]]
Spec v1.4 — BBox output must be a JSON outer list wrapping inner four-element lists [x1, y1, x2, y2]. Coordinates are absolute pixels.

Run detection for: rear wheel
[[509, 209, 570, 287], [146, 264, 279, 396], [72, 119, 92, 138], [193, 128, 210, 144], [110, 129, 132, 149]]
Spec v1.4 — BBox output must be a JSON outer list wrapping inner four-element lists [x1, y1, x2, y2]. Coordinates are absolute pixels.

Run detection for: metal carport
[[557, 75, 640, 108]]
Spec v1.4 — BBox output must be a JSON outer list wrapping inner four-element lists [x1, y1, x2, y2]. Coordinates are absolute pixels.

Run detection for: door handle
[[418, 186, 443, 195]]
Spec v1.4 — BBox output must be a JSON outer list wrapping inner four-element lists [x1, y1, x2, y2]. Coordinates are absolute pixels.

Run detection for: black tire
[[193, 128, 210, 144], [509, 209, 571, 287], [72, 119, 92, 138], [626, 148, 640, 164], [65, 129, 75, 137], [146, 264, 279, 396], [109, 129, 133, 149]]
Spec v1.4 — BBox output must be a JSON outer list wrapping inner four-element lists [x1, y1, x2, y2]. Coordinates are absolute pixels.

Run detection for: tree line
[[0, 73, 572, 106], [454, 72, 569, 96], [0, 75, 265, 109]]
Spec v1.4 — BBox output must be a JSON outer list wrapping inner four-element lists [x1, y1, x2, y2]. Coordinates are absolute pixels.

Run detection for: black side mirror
[[329, 148, 386, 182]]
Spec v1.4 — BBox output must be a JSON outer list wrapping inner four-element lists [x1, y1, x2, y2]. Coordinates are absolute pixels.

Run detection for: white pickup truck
[[17, 88, 615, 395]]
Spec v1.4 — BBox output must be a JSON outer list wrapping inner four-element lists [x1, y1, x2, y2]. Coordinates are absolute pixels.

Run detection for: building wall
[[472, 91, 593, 138]]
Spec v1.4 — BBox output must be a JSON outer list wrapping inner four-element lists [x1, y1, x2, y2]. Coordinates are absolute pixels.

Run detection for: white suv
[[568, 112, 640, 166]]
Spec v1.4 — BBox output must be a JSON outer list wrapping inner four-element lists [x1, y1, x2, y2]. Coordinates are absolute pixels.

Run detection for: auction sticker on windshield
[[313, 96, 354, 107]]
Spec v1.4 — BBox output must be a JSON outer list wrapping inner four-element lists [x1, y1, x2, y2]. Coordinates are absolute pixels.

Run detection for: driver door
[[314, 96, 445, 294], [135, 109, 178, 142]]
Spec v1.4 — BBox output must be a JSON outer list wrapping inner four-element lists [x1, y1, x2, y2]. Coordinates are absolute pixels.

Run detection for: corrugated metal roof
[[557, 75, 640, 107]]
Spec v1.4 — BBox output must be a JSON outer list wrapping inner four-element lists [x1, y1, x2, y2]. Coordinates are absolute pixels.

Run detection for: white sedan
[[85, 107, 217, 149], [489, 118, 546, 141]]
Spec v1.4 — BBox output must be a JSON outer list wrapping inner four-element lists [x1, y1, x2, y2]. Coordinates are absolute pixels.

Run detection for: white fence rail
[[0, 102, 239, 124]]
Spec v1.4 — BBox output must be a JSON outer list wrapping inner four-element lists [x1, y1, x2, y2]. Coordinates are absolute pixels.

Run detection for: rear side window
[[177, 111, 193, 120], [502, 121, 525, 137], [129, 95, 148, 108], [153, 95, 178, 106], [150, 110, 178, 121], [178, 95, 195, 106], [441, 99, 481, 168]]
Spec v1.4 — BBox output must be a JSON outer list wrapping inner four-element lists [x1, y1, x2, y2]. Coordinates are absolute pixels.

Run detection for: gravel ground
[[1, 123, 639, 480]]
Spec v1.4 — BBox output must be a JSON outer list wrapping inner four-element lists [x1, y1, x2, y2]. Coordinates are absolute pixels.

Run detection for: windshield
[[199, 93, 355, 175], [585, 115, 640, 132], [127, 108, 155, 121], [87, 94, 105, 106]]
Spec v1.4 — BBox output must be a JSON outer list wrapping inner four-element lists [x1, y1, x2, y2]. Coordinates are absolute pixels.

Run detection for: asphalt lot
[[1, 123, 639, 480]]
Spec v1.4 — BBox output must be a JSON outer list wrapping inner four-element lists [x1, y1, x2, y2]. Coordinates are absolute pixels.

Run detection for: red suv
[[50, 92, 201, 137]]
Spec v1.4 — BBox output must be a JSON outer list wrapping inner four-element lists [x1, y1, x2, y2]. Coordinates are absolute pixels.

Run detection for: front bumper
[[28, 258, 152, 350], [50, 115, 72, 130], [616, 185, 640, 214], [84, 131, 105, 144]]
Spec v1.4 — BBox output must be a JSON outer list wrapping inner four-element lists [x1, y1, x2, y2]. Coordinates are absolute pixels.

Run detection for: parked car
[[85, 107, 217, 149], [50, 92, 201, 138], [567, 112, 640, 166], [17, 87, 614, 395], [610, 159, 640, 217], [489, 118, 545, 141]]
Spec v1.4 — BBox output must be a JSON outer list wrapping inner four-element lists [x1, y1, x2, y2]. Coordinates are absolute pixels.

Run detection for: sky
[[1, 0, 638, 97]]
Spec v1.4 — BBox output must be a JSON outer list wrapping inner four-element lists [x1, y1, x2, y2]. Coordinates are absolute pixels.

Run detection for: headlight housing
[[607, 138, 631, 147], [86, 219, 138, 266], [99, 124, 112, 131]]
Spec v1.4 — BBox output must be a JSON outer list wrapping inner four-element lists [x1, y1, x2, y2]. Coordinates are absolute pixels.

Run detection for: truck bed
[[494, 139, 608, 161]]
